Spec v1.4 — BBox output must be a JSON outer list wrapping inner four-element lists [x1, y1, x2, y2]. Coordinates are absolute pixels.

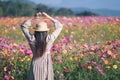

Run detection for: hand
[[34, 12, 42, 18], [32, 12, 42, 24]]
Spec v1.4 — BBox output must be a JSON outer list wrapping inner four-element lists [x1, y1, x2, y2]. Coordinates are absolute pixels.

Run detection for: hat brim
[[34, 28, 49, 31], [35, 29, 49, 31]]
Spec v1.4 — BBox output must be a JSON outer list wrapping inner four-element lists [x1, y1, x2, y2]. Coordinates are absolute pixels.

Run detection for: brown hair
[[34, 31, 47, 58]]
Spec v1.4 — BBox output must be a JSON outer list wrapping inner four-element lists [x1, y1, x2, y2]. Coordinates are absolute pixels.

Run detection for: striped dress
[[21, 19, 63, 80]]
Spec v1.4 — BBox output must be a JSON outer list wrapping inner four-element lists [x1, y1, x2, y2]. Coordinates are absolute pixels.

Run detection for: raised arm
[[21, 19, 35, 42], [42, 12, 63, 42], [50, 20, 63, 41]]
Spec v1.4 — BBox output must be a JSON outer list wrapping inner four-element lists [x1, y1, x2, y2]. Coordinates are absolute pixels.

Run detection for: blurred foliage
[[55, 8, 74, 16], [0, 1, 74, 16], [76, 10, 99, 16], [0, 0, 99, 17], [0, 1, 35, 16], [0, 7, 3, 16]]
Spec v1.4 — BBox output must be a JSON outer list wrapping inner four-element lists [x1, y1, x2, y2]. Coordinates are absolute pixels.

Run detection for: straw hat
[[35, 22, 49, 31]]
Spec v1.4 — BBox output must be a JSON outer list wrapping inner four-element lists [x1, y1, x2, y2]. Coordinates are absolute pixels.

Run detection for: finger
[[38, 12, 42, 14], [37, 12, 41, 16]]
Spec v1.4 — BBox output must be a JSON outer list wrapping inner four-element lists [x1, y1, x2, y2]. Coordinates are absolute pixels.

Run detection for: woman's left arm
[[49, 20, 63, 42], [21, 19, 34, 42], [42, 12, 63, 42]]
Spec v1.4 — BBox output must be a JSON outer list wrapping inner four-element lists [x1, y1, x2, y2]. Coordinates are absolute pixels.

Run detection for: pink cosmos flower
[[84, 44, 89, 50], [4, 75, 9, 80], [101, 57, 105, 61], [58, 59, 62, 64], [100, 34, 104, 38], [91, 61, 97, 65], [96, 66, 104, 76]]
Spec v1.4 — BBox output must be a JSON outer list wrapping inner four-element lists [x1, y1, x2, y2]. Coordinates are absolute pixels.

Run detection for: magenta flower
[[24, 49, 32, 55], [51, 45, 56, 51], [117, 42, 120, 48], [106, 41, 111, 45], [62, 37, 69, 43]]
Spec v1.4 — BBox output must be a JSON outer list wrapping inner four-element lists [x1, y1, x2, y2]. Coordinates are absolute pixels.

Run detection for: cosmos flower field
[[0, 16, 120, 80]]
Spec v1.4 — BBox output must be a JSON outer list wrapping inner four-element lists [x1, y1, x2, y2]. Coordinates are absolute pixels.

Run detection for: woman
[[21, 12, 63, 80]]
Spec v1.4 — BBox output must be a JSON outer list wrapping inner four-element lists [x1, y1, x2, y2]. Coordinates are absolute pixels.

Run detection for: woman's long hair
[[34, 31, 48, 58]]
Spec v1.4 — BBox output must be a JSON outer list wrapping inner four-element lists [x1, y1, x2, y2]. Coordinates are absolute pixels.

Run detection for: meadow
[[0, 16, 120, 80]]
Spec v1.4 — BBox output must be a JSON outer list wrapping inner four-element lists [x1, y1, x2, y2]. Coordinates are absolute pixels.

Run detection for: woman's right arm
[[21, 19, 35, 42]]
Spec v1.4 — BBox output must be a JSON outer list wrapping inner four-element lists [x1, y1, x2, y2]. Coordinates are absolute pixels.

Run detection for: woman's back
[[21, 12, 63, 80]]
